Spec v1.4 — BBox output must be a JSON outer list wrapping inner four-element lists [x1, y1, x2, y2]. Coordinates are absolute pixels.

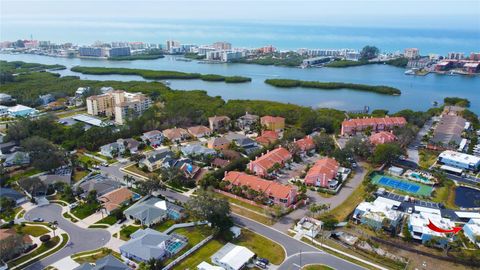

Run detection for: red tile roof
[[224, 171, 295, 200], [255, 130, 279, 145], [342, 116, 406, 128], [369, 131, 397, 145], [304, 158, 339, 186], [251, 147, 292, 171], [187, 125, 211, 137], [295, 136, 316, 152], [99, 187, 133, 212], [261, 115, 285, 124]]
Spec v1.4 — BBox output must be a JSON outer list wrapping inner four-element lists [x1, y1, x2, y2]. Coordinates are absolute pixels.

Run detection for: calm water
[[455, 186, 480, 208], [1, 53, 480, 113]]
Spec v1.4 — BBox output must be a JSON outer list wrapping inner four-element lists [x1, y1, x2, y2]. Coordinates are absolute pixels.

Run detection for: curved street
[[23, 204, 111, 270]]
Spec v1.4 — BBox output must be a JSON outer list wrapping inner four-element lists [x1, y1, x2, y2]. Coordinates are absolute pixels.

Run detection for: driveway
[[24, 204, 111, 270], [273, 163, 368, 232]]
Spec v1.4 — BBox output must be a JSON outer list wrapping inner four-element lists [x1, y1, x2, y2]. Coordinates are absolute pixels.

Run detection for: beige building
[[86, 90, 151, 124]]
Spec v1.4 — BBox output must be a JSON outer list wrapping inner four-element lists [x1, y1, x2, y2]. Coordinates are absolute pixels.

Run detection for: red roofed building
[[261, 116, 285, 132], [256, 130, 279, 146], [369, 131, 397, 146], [294, 136, 316, 153], [223, 171, 297, 206], [304, 158, 339, 187], [248, 146, 292, 177], [341, 116, 407, 136]]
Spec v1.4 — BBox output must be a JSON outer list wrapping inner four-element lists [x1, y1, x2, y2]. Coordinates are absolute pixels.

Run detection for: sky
[[2, 0, 479, 28], [1, 0, 479, 52]]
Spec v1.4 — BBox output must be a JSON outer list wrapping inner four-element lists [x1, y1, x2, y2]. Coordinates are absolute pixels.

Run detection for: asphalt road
[[156, 189, 366, 270], [23, 204, 110, 270]]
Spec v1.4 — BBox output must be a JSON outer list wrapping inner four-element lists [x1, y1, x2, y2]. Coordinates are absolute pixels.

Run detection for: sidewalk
[[50, 256, 79, 270], [75, 211, 105, 229]]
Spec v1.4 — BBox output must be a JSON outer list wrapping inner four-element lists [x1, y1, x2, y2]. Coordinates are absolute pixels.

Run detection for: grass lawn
[[63, 212, 77, 222], [172, 239, 224, 270], [419, 149, 439, 169], [302, 265, 334, 270], [431, 181, 457, 209], [320, 183, 367, 221], [215, 192, 267, 214], [123, 164, 153, 178], [8, 235, 61, 268], [95, 215, 118, 225], [230, 205, 274, 225], [153, 219, 176, 232], [0, 207, 23, 222], [7, 168, 42, 185], [16, 225, 50, 237], [72, 248, 122, 264], [73, 169, 89, 182], [233, 229, 285, 265], [172, 225, 213, 246], [120, 225, 140, 240], [71, 202, 100, 219], [77, 153, 100, 166]]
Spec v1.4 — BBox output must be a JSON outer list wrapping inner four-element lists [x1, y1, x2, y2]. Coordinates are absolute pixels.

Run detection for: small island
[[70, 66, 251, 83], [265, 78, 401, 95]]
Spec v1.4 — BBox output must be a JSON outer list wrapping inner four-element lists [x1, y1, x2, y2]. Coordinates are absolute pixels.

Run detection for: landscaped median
[[8, 233, 69, 269], [265, 78, 401, 95], [70, 66, 252, 83]]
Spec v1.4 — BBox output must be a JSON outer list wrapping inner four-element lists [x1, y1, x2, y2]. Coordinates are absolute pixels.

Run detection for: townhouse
[[248, 146, 292, 177], [341, 116, 407, 136], [304, 157, 339, 188]]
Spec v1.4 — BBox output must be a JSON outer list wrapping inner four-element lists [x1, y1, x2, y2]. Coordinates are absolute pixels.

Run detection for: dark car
[[33, 218, 44, 222], [258, 258, 270, 265]]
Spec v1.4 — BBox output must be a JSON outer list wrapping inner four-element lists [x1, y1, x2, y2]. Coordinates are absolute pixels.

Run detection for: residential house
[[255, 130, 279, 146], [237, 112, 259, 131], [248, 147, 292, 177], [100, 138, 139, 158], [7, 105, 38, 117], [210, 243, 255, 270], [260, 116, 285, 132], [0, 188, 27, 205], [38, 94, 55, 105], [162, 128, 189, 143], [2, 151, 30, 167], [223, 171, 297, 206], [181, 143, 217, 157], [120, 228, 188, 262], [141, 130, 164, 147], [211, 158, 230, 168], [304, 158, 339, 188], [139, 149, 173, 172], [209, 116, 231, 132], [208, 137, 230, 150], [294, 217, 323, 238], [463, 219, 480, 248], [408, 207, 455, 247], [294, 136, 316, 154], [179, 162, 201, 179], [78, 174, 121, 198], [225, 133, 260, 154], [124, 197, 184, 226], [341, 116, 407, 136], [18, 177, 48, 197], [369, 131, 397, 146], [73, 254, 129, 270], [353, 197, 403, 232], [98, 187, 133, 214], [0, 229, 33, 261], [438, 150, 480, 171], [188, 125, 212, 138]]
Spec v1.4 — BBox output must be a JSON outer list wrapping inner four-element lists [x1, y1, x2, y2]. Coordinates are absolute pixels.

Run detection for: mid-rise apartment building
[[86, 90, 151, 124]]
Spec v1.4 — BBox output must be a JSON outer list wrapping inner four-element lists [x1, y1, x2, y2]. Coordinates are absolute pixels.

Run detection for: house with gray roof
[[73, 254, 129, 270], [124, 196, 184, 226], [0, 188, 27, 205], [237, 112, 259, 131], [119, 228, 187, 262], [181, 143, 216, 157], [78, 174, 121, 198], [139, 149, 173, 172], [2, 151, 30, 167], [100, 138, 140, 158]]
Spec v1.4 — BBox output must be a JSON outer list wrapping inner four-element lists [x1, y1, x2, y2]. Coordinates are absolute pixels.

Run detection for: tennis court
[[371, 173, 433, 196]]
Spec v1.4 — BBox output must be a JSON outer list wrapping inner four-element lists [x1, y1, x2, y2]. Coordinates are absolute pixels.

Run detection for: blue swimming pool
[[378, 176, 420, 193]]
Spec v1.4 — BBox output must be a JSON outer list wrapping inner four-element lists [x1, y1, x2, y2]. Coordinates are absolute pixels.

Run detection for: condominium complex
[[86, 90, 152, 124], [404, 48, 420, 59]]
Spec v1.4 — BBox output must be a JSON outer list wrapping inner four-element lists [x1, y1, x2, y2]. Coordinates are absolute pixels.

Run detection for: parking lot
[[275, 154, 320, 185]]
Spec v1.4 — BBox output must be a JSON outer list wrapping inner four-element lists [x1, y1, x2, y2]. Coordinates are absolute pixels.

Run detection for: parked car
[[407, 207, 413, 214], [258, 258, 270, 265], [33, 218, 44, 222], [255, 261, 267, 269]]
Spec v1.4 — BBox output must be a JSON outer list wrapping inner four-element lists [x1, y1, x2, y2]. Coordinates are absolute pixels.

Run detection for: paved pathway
[[50, 257, 79, 270], [23, 204, 110, 270]]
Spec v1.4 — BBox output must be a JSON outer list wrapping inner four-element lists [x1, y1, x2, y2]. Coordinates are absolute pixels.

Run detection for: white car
[[407, 207, 413, 214]]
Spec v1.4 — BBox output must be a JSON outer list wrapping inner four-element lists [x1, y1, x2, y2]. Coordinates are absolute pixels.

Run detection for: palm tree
[[123, 175, 135, 188]]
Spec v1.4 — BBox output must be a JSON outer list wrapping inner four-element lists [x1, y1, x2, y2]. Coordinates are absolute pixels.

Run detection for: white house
[[211, 243, 255, 270], [438, 150, 480, 171]]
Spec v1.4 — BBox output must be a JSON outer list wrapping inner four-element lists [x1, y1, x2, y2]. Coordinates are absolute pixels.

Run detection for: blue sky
[[1, 0, 479, 29]]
